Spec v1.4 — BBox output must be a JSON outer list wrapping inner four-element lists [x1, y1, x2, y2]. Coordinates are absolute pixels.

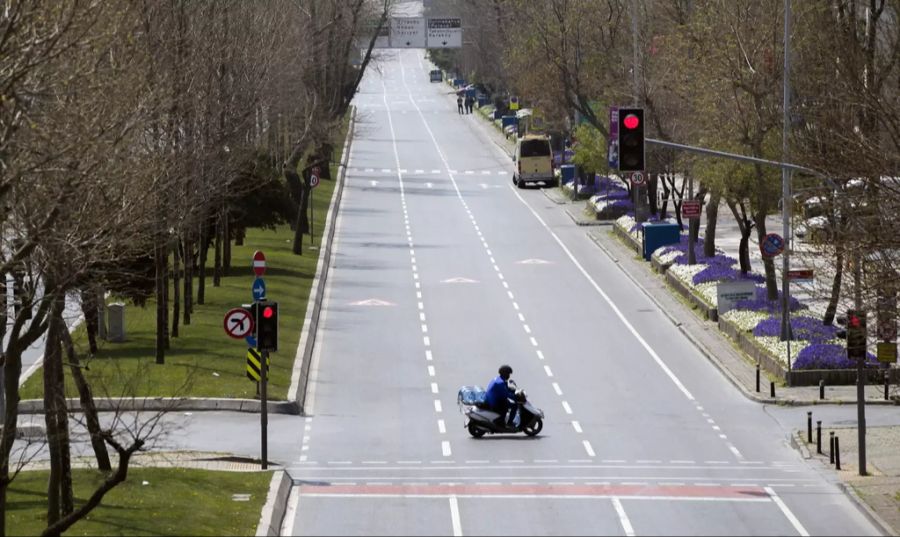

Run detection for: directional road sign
[[252, 277, 267, 301], [426, 17, 462, 48], [224, 308, 254, 339], [390, 17, 426, 48], [252, 250, 266, 277]]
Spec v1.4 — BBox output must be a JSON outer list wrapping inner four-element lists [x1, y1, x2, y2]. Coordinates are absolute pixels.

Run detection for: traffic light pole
[[261, 348, 268, 470], [781, 0, 793, 373]]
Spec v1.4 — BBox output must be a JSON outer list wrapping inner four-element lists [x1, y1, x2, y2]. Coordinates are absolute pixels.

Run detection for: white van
[[513, 135, 556, 188]]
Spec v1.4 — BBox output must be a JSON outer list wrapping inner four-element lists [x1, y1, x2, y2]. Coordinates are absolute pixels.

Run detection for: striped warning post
[[246, 348, 271, 382]]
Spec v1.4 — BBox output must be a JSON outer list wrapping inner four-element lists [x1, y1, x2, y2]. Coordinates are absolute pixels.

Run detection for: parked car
[[429, 69, 442, 83]]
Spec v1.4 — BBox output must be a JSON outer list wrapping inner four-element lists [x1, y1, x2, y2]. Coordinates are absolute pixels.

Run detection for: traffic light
[[256, 301, 278, 352], [846, 309, 867, 360], [242, 303, 259, 338], [617, 108, 645, 172]]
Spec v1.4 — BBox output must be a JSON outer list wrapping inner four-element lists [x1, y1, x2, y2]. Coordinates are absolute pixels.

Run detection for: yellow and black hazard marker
[[246, 347, 271, 382]]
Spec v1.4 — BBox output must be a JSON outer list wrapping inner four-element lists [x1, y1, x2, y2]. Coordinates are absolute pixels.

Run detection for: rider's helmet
[[499, 365, 513, 379]]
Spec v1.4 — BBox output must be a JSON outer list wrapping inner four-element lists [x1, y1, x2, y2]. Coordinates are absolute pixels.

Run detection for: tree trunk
[[43, 293, 69, 524], [171, 239, 180, 338], [60, 328, 111, 470], [824, 248, 844, 326], [80, 288, 99, 354], [755, 213, 778, 300], [163, 241, 170, 351], [183, 236, 192, 325], [213, 216, 222, 287], [704, 189, 722, 258], [235, 226, 245, 246], [223, 206, 231, 277], [291, 167, 310, 255], [155, 240, 166, 364], [198, 223, 208, 305]]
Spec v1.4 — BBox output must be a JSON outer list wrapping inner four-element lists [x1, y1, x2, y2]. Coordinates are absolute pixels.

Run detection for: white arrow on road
[[425, 182, 433, 188], [349, 299, 396, 306], [370, 180, 379, 187], [440, 277, 479, 283], [516, 258, 553, 265]]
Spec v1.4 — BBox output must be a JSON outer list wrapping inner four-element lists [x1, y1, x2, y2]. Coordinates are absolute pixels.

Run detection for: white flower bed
[[754, 336, 809, 367], [721, 309, 771, 332], [652, 248, 682, 266], [693, 281, 719, 306], [667, 262, 706, 285], [615, 215, 641, 241]]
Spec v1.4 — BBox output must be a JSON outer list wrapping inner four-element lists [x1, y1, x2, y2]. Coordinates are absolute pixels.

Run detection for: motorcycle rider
[[485, 365, 518, 428]]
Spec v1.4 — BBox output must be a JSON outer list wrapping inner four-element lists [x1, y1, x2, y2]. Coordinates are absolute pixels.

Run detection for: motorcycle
[[458, 381, 544, 438]]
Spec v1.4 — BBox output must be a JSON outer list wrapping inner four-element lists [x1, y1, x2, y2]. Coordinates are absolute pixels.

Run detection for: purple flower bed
[[596, 189, 631, 201], [597, 176, 627, 191], [734, 287, 804, 313], [608, 199, 633, 211], [692, 265, 766, 285], [793, 343, 879, 370], [752, 315, 838, 342]]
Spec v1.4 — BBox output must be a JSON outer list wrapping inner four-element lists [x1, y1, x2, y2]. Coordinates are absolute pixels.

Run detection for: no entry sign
[[252, 250, 266, 277]]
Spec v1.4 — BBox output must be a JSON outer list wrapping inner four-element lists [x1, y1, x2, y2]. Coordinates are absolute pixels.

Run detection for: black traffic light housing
[[256, 300, 278, 353], [845, 309, 867, 360], [241, 303, 259, 338], [617, 108, 645, 172]]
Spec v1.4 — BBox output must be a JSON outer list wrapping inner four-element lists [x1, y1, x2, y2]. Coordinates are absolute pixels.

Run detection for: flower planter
[[718, 315, 899, 386], [666, 270, 718, 322], [613, 223, 641, 254], [651, 255, 675, 274]]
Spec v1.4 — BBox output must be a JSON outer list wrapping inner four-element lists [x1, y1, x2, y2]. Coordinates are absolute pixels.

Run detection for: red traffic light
[[848, 315, 861, 328], [263, 306, 275, 319], [623, 114, 640, 130]]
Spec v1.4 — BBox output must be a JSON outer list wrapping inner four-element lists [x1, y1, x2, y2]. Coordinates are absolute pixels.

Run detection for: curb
[[15, 396, 299, 415], [256, 470, 292, 537], [287, 107, 356, 415]]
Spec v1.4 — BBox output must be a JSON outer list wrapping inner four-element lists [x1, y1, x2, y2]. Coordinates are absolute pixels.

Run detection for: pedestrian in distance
[[457, 95, 464, 114], [466, 95, 474, 114]]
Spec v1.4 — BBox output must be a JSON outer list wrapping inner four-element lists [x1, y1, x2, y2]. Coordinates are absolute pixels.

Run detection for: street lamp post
[[780, 0, 793, 375]]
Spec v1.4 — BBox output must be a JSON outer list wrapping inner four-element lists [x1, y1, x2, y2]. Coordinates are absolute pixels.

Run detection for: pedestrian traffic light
[[617, 108, 645, 172], [256, 301, 278, 352], [846, 309, 867, 360]]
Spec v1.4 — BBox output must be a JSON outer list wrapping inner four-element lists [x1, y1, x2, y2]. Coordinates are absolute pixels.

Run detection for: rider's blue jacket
[[484, 375, 515, 410]]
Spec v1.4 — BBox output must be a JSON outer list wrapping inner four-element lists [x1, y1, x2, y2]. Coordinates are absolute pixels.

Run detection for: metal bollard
[[807, 412, 813, 443], [835, 436, 841, 470], [819, 379, 825, 400], [886, 371, 890, 401], [770, 381, 775, 398], [816, 421, 822, 454], [756, 364, 761, 392], [829, 432, 835, 464]]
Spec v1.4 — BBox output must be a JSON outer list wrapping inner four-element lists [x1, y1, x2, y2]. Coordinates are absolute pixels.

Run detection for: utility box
[[501, 115, 518, 129], [106, 302, 126, 342], [560, 164, 576, 184], [642, 222, 681, 261]]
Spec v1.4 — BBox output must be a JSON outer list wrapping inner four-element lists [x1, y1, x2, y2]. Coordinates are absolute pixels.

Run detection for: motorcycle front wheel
[[523, 418, 543, 437], [468, 422, 486, 438]]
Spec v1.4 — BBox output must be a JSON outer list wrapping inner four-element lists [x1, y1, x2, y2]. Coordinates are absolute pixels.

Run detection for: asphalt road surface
[[283, 48, 882, 536]]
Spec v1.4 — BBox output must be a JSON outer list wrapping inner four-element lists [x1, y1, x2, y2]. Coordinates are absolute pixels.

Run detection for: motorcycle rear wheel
[[524, 418, 543, 437], [468, 423, 486, 438]]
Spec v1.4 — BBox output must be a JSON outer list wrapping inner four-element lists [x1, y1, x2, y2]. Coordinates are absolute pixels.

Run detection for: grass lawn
[[20, 117, 349, 401], [7, 468, 271, 536]]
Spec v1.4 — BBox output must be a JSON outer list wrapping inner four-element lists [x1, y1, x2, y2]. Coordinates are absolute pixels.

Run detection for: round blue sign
[[760, 233, 785, 258]]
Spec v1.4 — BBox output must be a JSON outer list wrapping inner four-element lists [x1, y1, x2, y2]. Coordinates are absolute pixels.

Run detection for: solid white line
[[442, 441, 452, 457], [572, 421, 583, 433], [552, 382, 562, 395], [450, 496, 462, 537], [583, 441, 596, 457], [612, 498, 635, 536], [544, 365, 553, 377], [281, 486, 300, 536], [507, 185, 696, 401], [438, 420, 446, 434], [765, 486, 810, 536], [434, 400, 443, 413], [562, 401, 572, 414]]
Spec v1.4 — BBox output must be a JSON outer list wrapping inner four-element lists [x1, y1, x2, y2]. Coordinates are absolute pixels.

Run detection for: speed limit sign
[[310, 174, 320, 188], [630, 171, 645, 186]]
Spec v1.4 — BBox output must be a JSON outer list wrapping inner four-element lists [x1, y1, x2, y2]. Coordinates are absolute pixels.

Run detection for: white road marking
[[531, 337, 539, 347], [523, 324, 531, 334], [513, 302, 519, 310], [572, 421, 583, 433], [426, 350, 433, 361], [765, 486, 810, 536], [428, 365, 436, 376], [544, 365, 553, 376], [434, 400, 442, 412], [420, 312, 426, 321], [421, 324, 428, 333], [438, 420, 446, 434], [612, 497, 634, 537], [518, 313, 526, 322], [442, 441, 452, 457], [562, 401, 572, 414], [583, 441, 596, 458], [418, 302, 425, 310], [431, 383, 439, 394], [552, 382, 562, 395], [424, 336, 430, 346], [450, 496, 462, 537], [536, 350, 544, 360]]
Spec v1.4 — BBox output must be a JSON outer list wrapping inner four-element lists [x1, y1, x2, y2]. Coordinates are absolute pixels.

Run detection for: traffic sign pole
[[261, 348, 268, 470]]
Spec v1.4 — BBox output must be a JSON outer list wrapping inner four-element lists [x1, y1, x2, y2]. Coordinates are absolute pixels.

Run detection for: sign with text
[[391, 17, 426, 48], [877, 342, 897, 363], [682, 200, 702, 219], [787, 268, 814, 282], [716, 280, 757, 315], [427, 17, 462, 48]]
